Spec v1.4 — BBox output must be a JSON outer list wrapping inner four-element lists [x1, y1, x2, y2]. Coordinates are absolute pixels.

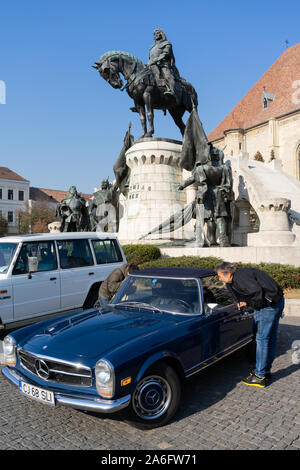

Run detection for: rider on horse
[[93, 30, 198, 137], [148, 28, 180, 102]]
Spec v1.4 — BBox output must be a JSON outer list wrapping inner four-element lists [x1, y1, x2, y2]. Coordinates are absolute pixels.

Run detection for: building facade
[[208, 43, 300, 180], [0, 167, 30, 234]]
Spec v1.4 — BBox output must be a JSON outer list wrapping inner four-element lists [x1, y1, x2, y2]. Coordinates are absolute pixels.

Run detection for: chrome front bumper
[[2, 366, 131, 414]]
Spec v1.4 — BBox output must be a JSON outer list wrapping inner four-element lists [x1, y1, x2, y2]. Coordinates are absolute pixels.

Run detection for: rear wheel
[[126, 363, 181, 429]]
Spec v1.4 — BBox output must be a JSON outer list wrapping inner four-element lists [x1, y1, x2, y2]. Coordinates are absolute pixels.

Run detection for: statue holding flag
[[89, 123, 134, 233], [113, 122, 134, 196], [179, 106, 234, 246], [139, 107, 234, 246], [178, 143, 233, 246]]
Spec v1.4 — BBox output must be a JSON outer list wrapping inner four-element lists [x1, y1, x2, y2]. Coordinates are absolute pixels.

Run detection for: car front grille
[[18, 349, 92, 387]]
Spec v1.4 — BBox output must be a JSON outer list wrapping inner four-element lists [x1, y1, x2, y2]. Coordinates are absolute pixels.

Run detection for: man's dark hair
[[127, 264, 139, 273], [214, 261, 237, 275]]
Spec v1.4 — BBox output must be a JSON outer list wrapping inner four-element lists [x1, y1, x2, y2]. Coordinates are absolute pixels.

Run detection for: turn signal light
[[121, 377, 131, 387]]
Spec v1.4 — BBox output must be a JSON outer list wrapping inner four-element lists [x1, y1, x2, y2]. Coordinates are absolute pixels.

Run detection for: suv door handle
[[88, 272, 95, 276], [50, 277, 57, 281]]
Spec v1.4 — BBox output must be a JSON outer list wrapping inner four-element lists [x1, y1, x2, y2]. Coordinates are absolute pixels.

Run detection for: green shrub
[[140, 256, 300, 290], [122, 244, 161, 266], [121, 244, 299, 290]]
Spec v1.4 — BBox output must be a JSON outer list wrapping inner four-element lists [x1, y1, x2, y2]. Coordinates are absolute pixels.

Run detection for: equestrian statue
[[93, 29, 198, 138]]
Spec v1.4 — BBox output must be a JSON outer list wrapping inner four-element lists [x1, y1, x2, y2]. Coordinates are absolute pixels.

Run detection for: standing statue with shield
[[89, 178, 119, 232], [56, 186, 90, 232]]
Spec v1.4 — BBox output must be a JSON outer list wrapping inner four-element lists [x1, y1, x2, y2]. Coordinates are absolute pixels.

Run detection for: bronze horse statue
[[93, 51, 198, 138]]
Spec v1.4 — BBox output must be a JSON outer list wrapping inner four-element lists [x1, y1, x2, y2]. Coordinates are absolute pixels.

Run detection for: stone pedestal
[[248, 198, 296, 246], [231, 199, 253, 246], [118, 138, 194, 241]]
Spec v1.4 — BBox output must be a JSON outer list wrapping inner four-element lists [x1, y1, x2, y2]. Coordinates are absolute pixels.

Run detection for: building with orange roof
[[208, 42, 300, 180], [0, 166, 92, 235], [29, 187, 92, 207], [0, 167, 30, 234]]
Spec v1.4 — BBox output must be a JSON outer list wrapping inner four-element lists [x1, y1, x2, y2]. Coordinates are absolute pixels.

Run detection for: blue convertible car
[[2, 267, 254, 428]]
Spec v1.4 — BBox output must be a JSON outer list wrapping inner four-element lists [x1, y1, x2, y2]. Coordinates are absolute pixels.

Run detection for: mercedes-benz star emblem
[[35, 359, 50, 379], [145, 389, 160, 406]]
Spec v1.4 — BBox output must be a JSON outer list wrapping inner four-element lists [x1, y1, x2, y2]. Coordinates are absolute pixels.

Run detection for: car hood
[[23, 308, 175, 361]]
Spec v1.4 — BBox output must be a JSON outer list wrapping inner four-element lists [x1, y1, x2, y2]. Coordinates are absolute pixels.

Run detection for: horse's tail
[[179, 78, 198, 112], [187, 83, 198, 110]]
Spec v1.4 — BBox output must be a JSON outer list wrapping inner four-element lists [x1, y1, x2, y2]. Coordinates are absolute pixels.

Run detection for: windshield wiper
[[111, 301, 162, 314]]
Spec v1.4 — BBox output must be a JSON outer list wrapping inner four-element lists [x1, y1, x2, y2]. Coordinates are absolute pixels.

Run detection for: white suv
[[0, 232, 126, 331]]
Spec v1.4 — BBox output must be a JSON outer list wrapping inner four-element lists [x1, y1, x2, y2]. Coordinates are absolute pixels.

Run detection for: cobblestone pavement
[[0, 316, 299, 451]]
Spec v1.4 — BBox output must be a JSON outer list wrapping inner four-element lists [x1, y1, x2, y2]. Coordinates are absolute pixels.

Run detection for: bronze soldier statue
[[56, 186, 90, 232], [89, 178, 119, 232], [178, 145, 233, 246], [148, 28, 180, 101]]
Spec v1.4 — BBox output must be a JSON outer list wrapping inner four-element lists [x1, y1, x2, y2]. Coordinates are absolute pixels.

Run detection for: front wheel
[[126, 363, 181, 429]]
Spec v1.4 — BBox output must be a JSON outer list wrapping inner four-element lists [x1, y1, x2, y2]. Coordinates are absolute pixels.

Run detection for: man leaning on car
[[98, 263, 139, 307], [215, 262, 284, 388]]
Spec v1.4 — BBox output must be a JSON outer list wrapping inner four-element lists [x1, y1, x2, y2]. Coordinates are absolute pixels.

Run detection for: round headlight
[[3, 335, 16, 366], [95, 360, 111, 383], [3, 335, 16, 356], [95, 359, 115, 398]]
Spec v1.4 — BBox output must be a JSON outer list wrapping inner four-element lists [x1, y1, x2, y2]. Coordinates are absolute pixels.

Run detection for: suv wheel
[[126, 363, 181, 429], [83, 287, 99, 309]]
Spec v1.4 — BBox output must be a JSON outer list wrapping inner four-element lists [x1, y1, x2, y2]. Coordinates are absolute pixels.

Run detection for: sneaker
[[250, 370, 272, 382], [242, 374, 267, 388]]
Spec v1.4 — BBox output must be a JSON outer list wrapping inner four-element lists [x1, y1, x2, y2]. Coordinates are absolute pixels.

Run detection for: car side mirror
[[28, 256, 38, 279], [206, 303, 218, 313]]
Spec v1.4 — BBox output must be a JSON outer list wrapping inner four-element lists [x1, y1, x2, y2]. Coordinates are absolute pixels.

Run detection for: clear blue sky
[[1, 0, 299, 194]]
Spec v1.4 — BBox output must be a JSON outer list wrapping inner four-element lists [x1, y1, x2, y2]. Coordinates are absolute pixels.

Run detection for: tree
[[18, 202, 56, 234]]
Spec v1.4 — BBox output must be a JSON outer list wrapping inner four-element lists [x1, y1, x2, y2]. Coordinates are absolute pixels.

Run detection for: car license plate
[[19, 381, 55, 406]]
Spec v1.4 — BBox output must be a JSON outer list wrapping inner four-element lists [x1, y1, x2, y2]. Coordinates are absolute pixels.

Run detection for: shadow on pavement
[[81, 322, 300, 429]]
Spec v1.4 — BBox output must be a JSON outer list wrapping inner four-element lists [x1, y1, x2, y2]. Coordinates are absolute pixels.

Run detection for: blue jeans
[[254, 298, 285, 378]]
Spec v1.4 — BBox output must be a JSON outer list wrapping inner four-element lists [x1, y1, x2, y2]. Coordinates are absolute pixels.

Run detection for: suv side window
[[92, 239, 123, 264], [57, 239, 94, 269], [13, 241, 57, 275], [201, 276, 235, 308]]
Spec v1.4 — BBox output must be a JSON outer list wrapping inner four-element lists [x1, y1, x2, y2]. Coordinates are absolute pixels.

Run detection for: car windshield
[[111, 275, 200, 314], [0, 243, 18, 274]]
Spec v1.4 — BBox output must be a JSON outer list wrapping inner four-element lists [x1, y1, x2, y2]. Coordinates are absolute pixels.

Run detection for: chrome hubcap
[[133, 375, 171, 420]]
